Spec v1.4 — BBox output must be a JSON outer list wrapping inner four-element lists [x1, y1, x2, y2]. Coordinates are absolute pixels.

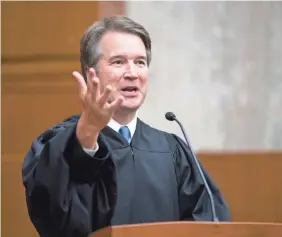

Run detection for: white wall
[[126, 1, 282, 151]]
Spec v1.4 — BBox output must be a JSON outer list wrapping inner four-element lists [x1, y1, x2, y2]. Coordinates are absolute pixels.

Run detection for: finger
[[86, 68, 94, 91], [72, 71, 87, 101], [91, 77, 101, 101], [87, 68, 101, 99], [99, 85, 113, 107], [107, 96, 124, 112]]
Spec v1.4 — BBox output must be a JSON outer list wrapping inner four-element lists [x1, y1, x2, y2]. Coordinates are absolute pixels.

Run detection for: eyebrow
[[109, 55, 147, 60], [136, 56, 147, 60]]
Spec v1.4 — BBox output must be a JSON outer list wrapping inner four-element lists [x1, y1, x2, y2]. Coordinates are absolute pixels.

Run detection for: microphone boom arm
[[172, 116, 219, 222]]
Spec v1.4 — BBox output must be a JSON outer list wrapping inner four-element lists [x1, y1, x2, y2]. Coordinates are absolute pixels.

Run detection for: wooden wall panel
[[2, 155, 39, 237], [2, 1, 124, 59], [198, 152, 282, 223], [2, 60, 81, 155], [2, 1, 98, 57]]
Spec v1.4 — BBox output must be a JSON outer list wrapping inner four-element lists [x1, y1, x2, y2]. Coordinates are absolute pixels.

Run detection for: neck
[[113, 110, 136, 125]]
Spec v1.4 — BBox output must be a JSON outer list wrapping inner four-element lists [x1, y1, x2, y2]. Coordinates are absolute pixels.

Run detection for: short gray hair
[[80, 15, 152, 80]]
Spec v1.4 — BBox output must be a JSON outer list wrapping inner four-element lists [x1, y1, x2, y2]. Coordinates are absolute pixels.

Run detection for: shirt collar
[[107, 115, 137, 138]]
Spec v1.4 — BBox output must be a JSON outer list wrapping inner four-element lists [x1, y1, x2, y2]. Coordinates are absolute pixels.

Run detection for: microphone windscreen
[[165, 112, 176, 121]]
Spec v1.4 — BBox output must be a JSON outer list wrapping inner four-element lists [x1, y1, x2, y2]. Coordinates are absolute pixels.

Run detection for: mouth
[[120, 86, 139, 97]]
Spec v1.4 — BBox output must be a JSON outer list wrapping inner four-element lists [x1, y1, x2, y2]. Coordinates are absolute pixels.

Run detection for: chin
[[120, 98, 144, 111]]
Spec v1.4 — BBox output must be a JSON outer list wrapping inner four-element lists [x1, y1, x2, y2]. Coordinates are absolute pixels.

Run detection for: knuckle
[[105, 85, 112, 92], [91, 78, 98, 85]]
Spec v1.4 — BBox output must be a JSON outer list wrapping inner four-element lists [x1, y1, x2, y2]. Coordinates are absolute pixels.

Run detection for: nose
[[124, 62, 138, 80]]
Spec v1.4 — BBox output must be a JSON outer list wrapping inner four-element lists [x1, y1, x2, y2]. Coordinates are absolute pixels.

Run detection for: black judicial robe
[[22, 114, 231, 237]]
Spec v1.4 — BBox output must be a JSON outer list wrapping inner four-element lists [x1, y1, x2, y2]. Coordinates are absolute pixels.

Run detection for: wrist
[[76, 116, 100, 149]]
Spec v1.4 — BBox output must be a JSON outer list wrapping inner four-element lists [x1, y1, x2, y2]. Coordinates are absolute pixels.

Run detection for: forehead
[[99, 31, 147, 58]]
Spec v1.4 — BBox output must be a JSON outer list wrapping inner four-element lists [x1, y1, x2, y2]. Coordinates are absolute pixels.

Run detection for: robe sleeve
[[170, 134, 232, 222], [22, 116, 111, 237]]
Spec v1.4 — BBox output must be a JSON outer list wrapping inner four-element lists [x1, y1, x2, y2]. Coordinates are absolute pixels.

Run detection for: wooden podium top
[[89, 221, 282, 237]]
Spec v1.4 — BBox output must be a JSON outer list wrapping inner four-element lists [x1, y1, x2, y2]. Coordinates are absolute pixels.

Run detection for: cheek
[[98, 69, 122, 88], [139, 71, 149, 86]]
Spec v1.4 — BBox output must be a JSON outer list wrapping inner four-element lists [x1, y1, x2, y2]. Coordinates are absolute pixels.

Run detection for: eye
[[113, 59, 124, 65], [136, 60, 146, 66]]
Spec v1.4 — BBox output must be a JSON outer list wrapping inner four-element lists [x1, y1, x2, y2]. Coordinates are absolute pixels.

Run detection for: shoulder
[[138, 118, 179, 139], [51, 114, 81, 130], [137, 118, 182, 152], [38, 114, 81, 143], [137, 118, 168, 135]]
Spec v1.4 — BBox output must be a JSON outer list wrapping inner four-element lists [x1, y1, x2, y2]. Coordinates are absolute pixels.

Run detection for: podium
[[89, 222, 282, 237]]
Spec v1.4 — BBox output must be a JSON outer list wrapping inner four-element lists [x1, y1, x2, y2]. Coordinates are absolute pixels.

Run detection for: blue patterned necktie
[[119, 126, 131, 143]]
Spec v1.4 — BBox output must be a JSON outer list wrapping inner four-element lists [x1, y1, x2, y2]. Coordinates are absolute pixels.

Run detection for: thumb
[[72, 71, 87, 101]]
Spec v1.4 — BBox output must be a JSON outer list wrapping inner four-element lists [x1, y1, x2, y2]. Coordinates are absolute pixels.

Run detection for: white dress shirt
[[82, 116, 137, 156]]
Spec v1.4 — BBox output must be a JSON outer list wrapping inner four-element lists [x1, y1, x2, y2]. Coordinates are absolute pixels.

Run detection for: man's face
[[96, 31, 149, 112]]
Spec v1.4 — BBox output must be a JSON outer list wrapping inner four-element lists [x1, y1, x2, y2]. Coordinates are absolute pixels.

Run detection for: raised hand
[[73, 68, 123, 149]]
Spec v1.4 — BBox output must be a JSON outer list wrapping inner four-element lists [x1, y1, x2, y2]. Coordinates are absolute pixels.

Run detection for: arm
[[171, 135, 232, 221], [22, 116, 110, 237], [23, 67, 123, 236]]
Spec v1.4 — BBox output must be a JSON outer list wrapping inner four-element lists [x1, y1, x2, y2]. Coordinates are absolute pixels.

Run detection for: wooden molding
[[2, 60, 80, 94]]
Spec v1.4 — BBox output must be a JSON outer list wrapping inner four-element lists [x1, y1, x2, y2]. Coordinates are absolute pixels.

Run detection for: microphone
[[165, 112, 219, 222]]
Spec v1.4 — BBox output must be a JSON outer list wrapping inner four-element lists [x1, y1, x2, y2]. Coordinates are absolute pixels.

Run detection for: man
[[22, 15, 231, 237]]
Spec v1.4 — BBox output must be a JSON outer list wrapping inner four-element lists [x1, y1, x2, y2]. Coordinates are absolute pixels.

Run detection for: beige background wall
[[126, 1, 282, 151]]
